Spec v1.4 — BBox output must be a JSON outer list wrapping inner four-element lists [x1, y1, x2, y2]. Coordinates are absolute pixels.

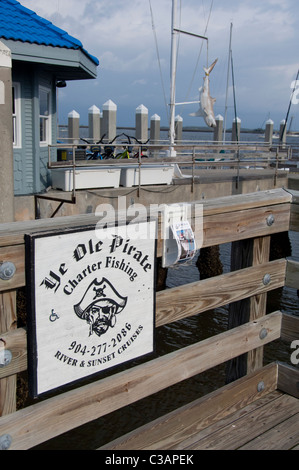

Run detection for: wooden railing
[[0, 188, 298, 450]]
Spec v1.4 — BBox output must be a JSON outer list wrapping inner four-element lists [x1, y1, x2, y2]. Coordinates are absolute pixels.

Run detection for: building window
[[12, 82, 21, 148], [39, 86, 51, 145]]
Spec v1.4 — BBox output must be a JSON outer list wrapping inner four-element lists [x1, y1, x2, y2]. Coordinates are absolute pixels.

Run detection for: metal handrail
[[47, 141, 291, 200]]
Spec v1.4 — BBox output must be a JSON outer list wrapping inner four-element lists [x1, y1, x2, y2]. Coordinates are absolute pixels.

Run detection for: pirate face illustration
[[74, 278, 127, 337]]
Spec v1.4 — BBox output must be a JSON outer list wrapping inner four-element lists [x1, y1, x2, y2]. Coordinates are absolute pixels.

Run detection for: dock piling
[[88, 105, 101, 141], [135, 104, 148, 142], [102, 99, 117, 142], [68, 110, 80, 143]]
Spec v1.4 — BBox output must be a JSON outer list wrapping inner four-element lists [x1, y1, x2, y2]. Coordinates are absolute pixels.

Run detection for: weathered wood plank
[[156, 260, 286, 327], [200, 203, 290, 248], [0, 189, 292, 249], [191, 393, 299, 450], [239, 411, 299, 450], [201, 188, 291, 216], [285, 259, 299, 289], [0, 312, 282, 449], [0, 214, 107, 247], [277, 362, 299, 398], [281, 313, 299, 343], [99, 364, 279, 450]]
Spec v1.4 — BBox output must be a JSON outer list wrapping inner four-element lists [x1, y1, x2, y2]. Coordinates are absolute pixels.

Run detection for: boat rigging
[[169, 0, 216, 156], [149, 0, 216, 156]]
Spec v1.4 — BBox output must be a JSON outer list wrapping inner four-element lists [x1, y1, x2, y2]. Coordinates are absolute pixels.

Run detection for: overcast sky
[[21, 0, 299, 130]]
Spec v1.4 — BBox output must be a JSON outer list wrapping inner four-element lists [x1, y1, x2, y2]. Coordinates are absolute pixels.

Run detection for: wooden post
[[225, 236, 270, 383], [247, 236, 271, 373], [226, 239, 253, 383], [0, 42, 17, 417], [196, 246, 223, 280]]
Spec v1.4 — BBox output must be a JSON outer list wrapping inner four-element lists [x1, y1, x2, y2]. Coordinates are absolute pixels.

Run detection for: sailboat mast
[[223, 22, 233, 143], [169, 0, 178, 156]]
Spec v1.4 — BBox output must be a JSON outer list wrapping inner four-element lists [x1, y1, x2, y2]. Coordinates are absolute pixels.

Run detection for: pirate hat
[[74, 277, 127, 320]]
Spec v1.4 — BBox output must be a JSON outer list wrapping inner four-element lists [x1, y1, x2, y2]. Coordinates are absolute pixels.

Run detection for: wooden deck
[[213, 392, 298, 450], [184, 391, 299, 450], [100, 363, 299, 451]]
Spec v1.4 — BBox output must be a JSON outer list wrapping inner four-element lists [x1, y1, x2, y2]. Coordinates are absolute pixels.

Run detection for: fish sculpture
[[190, 58, 218, 128]]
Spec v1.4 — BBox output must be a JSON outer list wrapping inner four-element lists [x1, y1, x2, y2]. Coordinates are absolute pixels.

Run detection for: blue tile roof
[[0, 0, 99, 65]]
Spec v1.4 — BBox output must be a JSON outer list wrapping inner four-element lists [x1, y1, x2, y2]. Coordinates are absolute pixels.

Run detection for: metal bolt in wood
[[0, 261, 16, 280], [266, 214, 275, 226], [259, 328, 268, 340], [0, 349, 12, 367], [257, 381, 265, 392], [263, 273, 271, 285], [0, 434, 12, 450]]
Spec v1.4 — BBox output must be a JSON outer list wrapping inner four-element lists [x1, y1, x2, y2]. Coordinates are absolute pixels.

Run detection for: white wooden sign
[[26, 221, 156, 397]]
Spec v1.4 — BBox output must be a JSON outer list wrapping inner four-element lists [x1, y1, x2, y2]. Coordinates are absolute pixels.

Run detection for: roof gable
[[0, 0, 99, 65]]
